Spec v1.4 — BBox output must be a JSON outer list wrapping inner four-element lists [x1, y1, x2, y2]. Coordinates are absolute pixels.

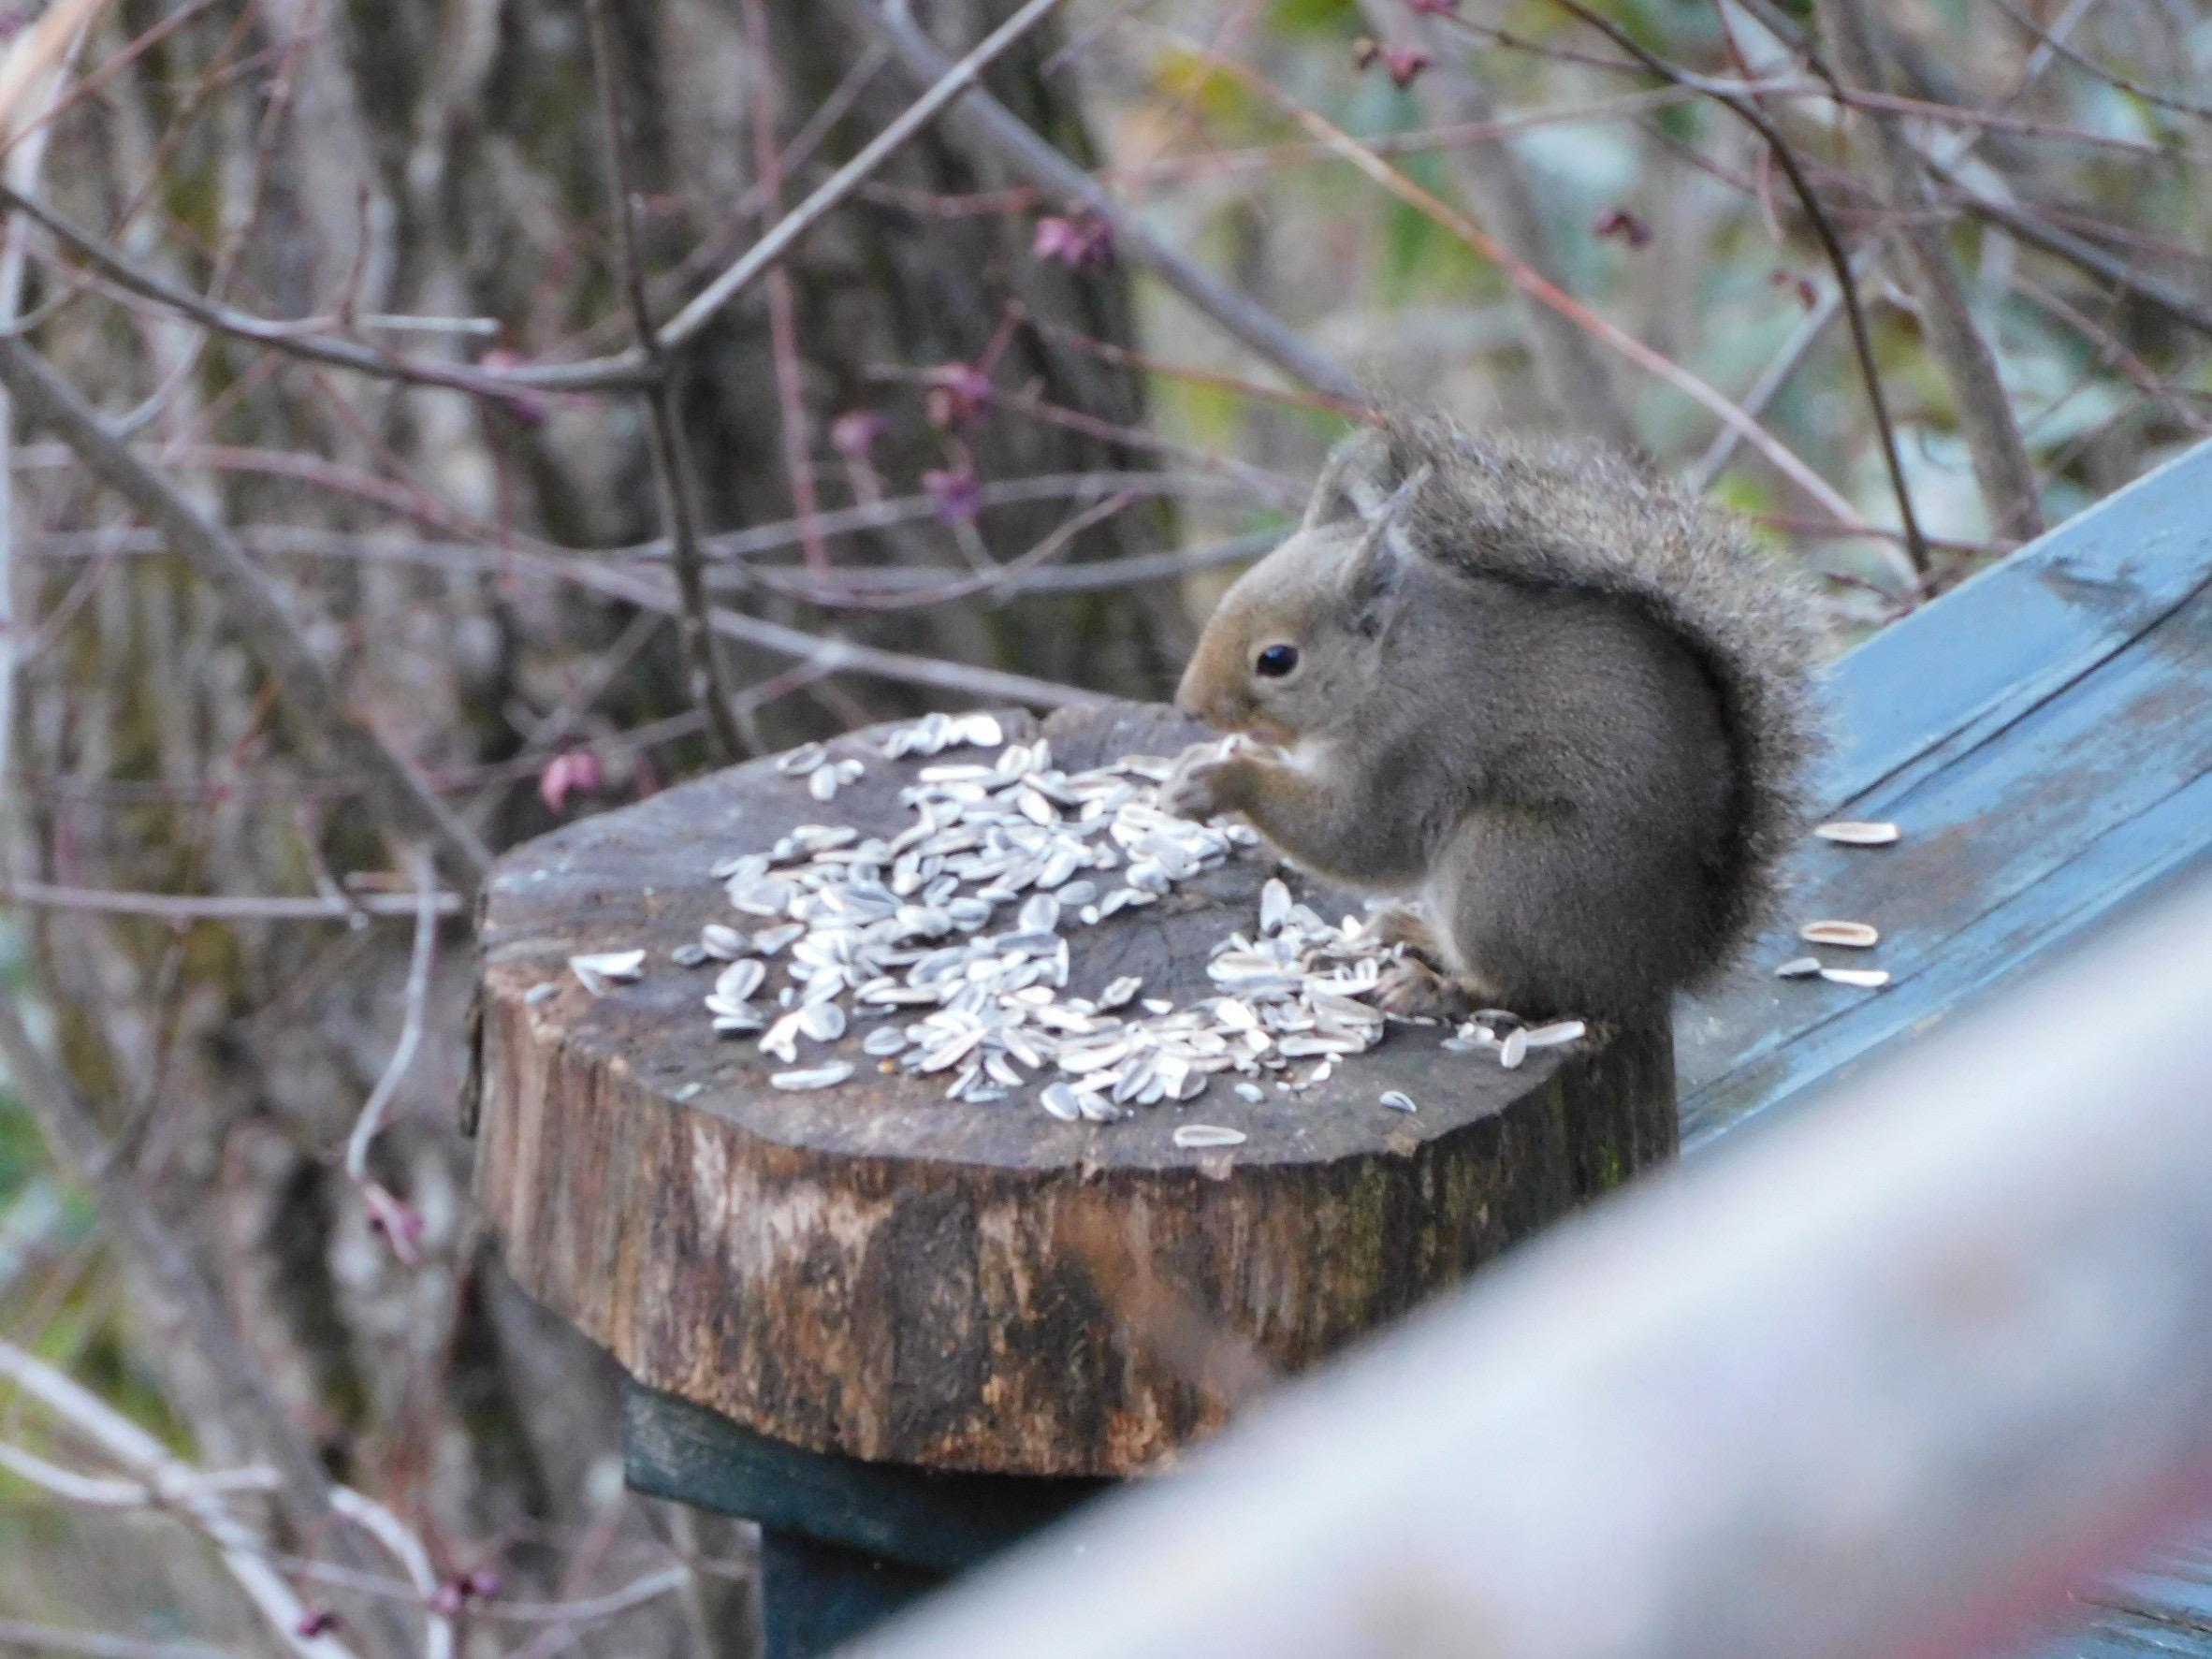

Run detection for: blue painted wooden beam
[[1678, 441, 2212, 1150], [1677, 439, 2212, 1659]]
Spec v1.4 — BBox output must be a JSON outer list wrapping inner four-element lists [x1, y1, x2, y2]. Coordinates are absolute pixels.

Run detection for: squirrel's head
[[1174, 428, 1431, 745]]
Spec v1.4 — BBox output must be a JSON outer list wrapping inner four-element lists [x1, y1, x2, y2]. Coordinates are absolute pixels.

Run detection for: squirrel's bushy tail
[[1373, 410, 1826, 980]]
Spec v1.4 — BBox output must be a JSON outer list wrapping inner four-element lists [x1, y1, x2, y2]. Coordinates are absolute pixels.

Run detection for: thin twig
[[739, 0, 833, 576], [0, 335, 492, 877], [0, 1620, 236, 1659], [0, 183, 652, 396], [588, 0, 748, 762], [0, 998, 421, 1659], [1359, 0, 1636, 449], [822, 490, 1137, 611], [0, 879, 464, 921], [1511, 0, 1930, 576], [1816, 0, 2046, 540], [853, 0, 1366, 403], [1687, 0, 2100, 492], [1184, 42, 1871, 532], [0, 1340, 363, 1659], [0, 0, 91, 811], [1932, 160, 2212, 344], [343, 848, 439, 1264], [1984, 0, 2212, 124], [656, 0, 1077, 353], [0, 0, 1068, 400]]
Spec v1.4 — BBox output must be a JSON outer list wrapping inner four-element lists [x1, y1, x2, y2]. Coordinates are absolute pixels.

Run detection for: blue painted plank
[[1684, 762, 2212, 1146], [1679, 580, 2212, 1107], [1812, 442, 2212, 808], [1670, 442, 2212, 1659]]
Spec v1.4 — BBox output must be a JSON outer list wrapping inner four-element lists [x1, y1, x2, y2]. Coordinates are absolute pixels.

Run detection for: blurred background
[[1, 0, 2207, 1652]]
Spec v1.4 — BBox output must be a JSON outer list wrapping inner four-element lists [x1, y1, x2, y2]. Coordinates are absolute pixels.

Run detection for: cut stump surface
[[474, 702, 1675, 1476]]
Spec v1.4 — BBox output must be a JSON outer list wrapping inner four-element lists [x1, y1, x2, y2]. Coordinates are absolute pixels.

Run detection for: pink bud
[[363, 1184, 425, 1268], [1594, 207, 1652, 248], [924, 362, 993, 429], [923, 465, 982, 526], [830, 409, 886, 461], [1032, 214, 1113, 269], [538, 749, 603, 814], [1384, 46, 1430, 87], [297, 1608, 342, 1638]]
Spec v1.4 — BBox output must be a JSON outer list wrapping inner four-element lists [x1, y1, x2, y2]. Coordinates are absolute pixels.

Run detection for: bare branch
[[851, 0, 1367, 405], [0, 996, 421, 1659], [0, 1340, 363, 1659], [0, 335, 493, 878], [655, 0, 1077, 354], [1816, 0, 2047, 540], [1358, 0, 1637, 450], [739, 0, 834, 575], [0, 1620, 238, 1659], [1185, 42, 1874, 533], [343, 847, 439, 1264], [0, 878, 464, 921], [588, 0, 749, 763], [0, 183, 652, 396], [1932, 160, 2212, 345], [1518, 0, 1930, 576]]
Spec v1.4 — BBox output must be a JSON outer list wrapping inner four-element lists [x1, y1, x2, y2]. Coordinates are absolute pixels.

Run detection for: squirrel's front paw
[[1160, 742, 1242, 822]]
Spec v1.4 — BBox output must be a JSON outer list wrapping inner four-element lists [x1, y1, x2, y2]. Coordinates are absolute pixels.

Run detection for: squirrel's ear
[[1338, 462, 1433, 628], [1303, 426, 1400, 531]]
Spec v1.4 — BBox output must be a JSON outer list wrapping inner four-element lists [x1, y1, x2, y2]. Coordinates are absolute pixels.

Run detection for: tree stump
[[473, 701, 1676, 1646]]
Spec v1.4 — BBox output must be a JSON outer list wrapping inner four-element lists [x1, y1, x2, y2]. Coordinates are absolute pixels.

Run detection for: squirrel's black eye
[[1255, 644, 1300, 678]]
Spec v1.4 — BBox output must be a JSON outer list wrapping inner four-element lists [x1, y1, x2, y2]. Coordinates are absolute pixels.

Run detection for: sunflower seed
[[771, 1062, 853, 1091], [1040, 1083, 1084, 1122], [1774, 956, 1824, 979], [808, 766, 841, 803], [798, 1002, 848, 1042], [777, 742, 828, 776], [715, 959, 766, 1003], [1799, 920, 1880, 949], [762, 1011, 804, 1064], [864, 1026, 910, 1057], [569, 949, 645, 995], [1172, 1124, 1246, 1149], [1819, 967, 1892, 989], [1499, 1027, 1530, 1070], [524, 982, 559, 1005], [1234, 1081, 1266, 1104], [1814, 820, 1900, 846], [1260, 878, 1292, 935], [1522, 1020, 1586, 1049], [1379, 1089, 1418, 1113], [1099, 975, 1142, 1010], [953, 712, 1004, 749], [671, 942, 710, 968]]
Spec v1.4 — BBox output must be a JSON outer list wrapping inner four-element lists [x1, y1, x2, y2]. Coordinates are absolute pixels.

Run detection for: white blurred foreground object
[[863, 869, 2212, 1659]]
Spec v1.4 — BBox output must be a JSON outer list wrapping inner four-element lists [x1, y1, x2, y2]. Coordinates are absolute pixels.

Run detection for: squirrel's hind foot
[[1375, 957, 1481, 1022]]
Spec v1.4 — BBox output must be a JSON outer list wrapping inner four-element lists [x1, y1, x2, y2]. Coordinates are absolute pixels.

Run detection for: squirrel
[[1162, 412, 1822, 1025]]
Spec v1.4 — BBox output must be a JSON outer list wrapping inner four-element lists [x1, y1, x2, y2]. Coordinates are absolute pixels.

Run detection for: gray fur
[[1167, 413, 1824, 1021]]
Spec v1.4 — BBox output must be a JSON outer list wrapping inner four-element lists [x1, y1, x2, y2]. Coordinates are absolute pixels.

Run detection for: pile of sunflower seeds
[[652, 720, 1419, 1119], [560, 717, 1591, 1122]]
